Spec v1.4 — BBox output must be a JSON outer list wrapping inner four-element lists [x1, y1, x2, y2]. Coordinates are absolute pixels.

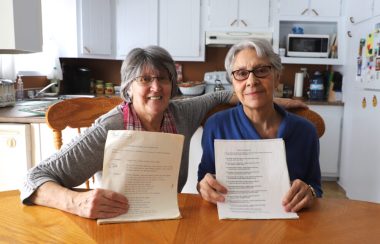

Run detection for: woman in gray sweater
[[21, 45, 304, 219]]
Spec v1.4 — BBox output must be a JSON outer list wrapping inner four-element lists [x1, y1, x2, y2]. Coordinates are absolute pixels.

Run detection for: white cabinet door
[[347, 0, 374, 24], [0, 124, 32, 191], [238, 0, 270, 29], [206, 0, 270, 31], [278, 0, 309, 16], [309, 105, 343, 178], [207, 0, 238, 29], [79, 0, 113, 57], [159, 0, 203, 61], [116, 0, 158, 59], [374, 0, 380, 17], [309, 0, 341, 17], [279, 0, 340, 17]]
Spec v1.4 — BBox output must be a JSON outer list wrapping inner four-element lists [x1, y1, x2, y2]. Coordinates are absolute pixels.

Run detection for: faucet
[[35, 82, 58, 97]]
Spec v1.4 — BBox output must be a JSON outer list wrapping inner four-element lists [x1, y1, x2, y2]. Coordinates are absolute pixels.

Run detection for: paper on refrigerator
[[97, 130, 184, 224], [215, 139, 298, 220]]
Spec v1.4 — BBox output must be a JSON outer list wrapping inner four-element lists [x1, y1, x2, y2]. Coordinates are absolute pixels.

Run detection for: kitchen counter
[[0, 101, 50, 123]]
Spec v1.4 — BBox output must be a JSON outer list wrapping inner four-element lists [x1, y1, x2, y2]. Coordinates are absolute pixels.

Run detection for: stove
[[203, 71, 233, 93]]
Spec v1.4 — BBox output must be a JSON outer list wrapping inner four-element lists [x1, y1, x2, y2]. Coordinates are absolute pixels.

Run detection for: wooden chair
[[201, 104, 325, 138], [45, 96, 123, 188]]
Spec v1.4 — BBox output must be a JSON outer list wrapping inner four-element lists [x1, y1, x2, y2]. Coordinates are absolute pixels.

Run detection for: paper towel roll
[[294, 72, 304, 98]]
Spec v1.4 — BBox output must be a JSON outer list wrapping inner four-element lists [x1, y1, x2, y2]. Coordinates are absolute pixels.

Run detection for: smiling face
[[128, 65, 172, 120], [231, 48, 280, 111]]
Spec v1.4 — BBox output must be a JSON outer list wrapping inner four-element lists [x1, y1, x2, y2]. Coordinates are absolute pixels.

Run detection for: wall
[[55, 47, 329, 91]]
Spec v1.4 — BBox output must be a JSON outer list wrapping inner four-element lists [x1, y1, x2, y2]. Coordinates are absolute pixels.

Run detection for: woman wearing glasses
[[197, 39, 322, 212], [21, 45, 305, 219]]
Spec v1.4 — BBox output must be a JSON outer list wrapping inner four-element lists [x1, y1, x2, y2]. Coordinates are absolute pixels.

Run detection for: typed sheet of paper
[[215, 139, 298, 220], [97, 130, 184, 224]]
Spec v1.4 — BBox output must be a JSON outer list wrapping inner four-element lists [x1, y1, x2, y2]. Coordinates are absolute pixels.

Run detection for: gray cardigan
[[20, 91, 232, 203]]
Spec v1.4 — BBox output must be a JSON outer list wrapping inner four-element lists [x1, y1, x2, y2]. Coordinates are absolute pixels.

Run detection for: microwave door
[[287, 35, 329, 58]]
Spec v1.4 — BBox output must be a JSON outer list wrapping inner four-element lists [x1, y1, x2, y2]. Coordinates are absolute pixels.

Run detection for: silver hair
[[120, 46, 178, 102], [224, 39, 282, 83]]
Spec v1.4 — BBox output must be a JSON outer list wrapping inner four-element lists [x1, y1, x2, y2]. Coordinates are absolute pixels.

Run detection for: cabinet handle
[[230, 19, 238, 26], [347, 31, 352, 38], [240, 20, 247, 27], [349, 17, 355, 23], [311, 9, 319, 16], [301, 8, 308, 15], [6, 138, 16, 148], [84, 46, 91, 54]]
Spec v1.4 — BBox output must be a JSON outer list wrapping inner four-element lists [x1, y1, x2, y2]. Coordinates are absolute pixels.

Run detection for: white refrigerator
[[339, 15, 380, 202]]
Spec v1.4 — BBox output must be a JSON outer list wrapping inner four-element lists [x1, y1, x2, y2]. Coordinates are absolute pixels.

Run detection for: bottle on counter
[[309, 71, 325, 101], [105, 82, 114, 95], [95, 80, 104, 95], [16, 75, 24, 101]]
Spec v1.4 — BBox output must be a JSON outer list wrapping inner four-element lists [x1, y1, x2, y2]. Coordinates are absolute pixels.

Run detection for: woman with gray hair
[[20, 45, 305, 219], [198, 39, 322, 212]]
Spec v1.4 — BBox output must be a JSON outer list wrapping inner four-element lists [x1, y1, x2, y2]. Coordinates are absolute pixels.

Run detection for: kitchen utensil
[[0, 79, 16, 107], [214, 79, 225, 92]]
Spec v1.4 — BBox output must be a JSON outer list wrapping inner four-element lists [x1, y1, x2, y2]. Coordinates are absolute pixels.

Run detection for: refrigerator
[[339, 14, 380, 202]]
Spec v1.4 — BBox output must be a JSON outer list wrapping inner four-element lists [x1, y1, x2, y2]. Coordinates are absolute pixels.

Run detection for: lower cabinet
[[308, 105, 343, 179], [0, 123, 32, 191]]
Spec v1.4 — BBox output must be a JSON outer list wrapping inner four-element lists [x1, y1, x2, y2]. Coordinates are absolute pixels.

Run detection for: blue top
[[198, 103, 322, 197]]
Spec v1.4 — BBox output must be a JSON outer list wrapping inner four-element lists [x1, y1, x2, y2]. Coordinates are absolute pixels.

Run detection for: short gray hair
[[224, 39, 282, 82], [120, 46, 178, 102]]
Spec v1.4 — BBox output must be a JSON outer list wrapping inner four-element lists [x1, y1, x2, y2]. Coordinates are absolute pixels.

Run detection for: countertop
[[0, 98, 344, 124]]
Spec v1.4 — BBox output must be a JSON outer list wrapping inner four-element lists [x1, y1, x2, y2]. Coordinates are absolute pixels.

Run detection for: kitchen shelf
[[281, 57, 343, 65]]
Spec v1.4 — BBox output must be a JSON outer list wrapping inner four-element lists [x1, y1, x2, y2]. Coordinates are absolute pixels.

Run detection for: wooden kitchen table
[[1, 190, 380, 243]]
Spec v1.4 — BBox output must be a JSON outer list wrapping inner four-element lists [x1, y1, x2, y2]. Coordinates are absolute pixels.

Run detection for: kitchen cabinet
[[0, 0, 42, 54], [205, 0, 270, 31], [375, 0, 380, 17], [159, 0, 204, 61], [115, 0, 158, 58], [278, 0, 341, 17], [309, 105, 343, 179], [78, 0, 114, 58], [347, 0, 374, 24], [0, 123, 32, 191], [116, 0, 204, 61]]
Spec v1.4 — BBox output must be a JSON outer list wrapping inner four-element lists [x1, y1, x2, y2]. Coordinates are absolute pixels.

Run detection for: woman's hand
[[282, 179, 315, 212], [70, 188, 129, 219], [274, 97, 308, 109], [198, 173, 227, 204], [30, 182, 128, 219]]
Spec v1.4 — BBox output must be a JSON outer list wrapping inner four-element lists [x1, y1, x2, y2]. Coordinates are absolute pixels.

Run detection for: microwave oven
[[286, 34, 330, 58]]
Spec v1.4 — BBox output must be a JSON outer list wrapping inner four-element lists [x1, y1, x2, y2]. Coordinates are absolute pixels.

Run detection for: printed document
[[215, 139, 298, 220], [97, 130, 184, 224]]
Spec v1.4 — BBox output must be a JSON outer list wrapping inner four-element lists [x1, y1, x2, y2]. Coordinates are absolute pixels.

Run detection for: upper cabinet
[[78, 0, 113, 58], [0, 0, 42, 54], [205, 0, 270, 31], [116, 0, 158, 58], [347, 0, 380, 24], [116, 0, 204, 61], [279, 0, 341, 17], [159, 0, 204, 61]]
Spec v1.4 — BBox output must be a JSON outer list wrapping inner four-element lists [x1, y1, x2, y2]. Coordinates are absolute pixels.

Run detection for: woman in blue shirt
[[197, 39, 322, 213]]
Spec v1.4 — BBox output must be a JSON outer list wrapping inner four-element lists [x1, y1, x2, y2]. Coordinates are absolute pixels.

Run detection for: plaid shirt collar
[[121, 102, 177, 134]]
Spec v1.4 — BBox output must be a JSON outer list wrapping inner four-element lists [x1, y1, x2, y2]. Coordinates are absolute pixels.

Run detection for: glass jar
[[105, 82, 114, 95], [95, 80, 104, 95]]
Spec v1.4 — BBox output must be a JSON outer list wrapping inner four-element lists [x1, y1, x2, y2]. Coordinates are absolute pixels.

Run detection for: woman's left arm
[[282, 179, 316, 212]]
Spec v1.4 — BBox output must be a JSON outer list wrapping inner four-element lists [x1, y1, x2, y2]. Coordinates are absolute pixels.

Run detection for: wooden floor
[[322, 181, 347, 199]]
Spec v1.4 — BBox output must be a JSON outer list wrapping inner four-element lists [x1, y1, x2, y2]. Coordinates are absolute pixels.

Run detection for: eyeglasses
[[231, 66, 272, 81], [134, 76, 171, 86]]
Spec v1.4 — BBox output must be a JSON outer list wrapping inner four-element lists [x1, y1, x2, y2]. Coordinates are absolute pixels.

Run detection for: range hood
[[206, 31, 272, 46], [0, 0, 43, 54]]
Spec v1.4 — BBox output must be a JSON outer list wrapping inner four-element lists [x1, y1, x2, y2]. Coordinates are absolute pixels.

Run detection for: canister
[[105, 82, 114, 95], [95, 80, 104, 95]]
